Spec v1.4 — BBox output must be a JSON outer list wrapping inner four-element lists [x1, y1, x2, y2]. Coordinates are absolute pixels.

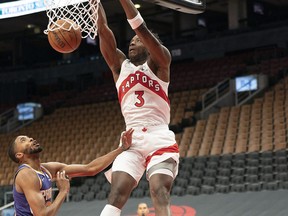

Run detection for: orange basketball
[[48, 19, 82, 53]]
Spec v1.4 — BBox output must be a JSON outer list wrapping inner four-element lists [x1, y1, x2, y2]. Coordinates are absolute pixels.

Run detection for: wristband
[[127, 12, 144, 30]]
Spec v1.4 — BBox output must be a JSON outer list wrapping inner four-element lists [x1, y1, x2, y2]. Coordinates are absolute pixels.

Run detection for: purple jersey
[[13, 164, 52, 216]]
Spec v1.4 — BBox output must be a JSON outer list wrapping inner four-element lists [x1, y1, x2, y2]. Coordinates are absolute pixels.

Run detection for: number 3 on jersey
[[135, 91, 144, 107]]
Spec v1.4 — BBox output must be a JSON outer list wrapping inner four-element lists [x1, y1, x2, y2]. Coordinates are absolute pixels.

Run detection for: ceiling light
[[135, 4, 141, 9], [27, 24, 35, 29]]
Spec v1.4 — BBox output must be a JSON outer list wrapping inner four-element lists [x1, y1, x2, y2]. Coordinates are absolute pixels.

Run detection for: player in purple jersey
[[8, 128, 134, 216]]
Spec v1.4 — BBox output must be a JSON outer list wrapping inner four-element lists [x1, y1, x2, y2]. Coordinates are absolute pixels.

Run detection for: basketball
[[47, 19, 82, 53]]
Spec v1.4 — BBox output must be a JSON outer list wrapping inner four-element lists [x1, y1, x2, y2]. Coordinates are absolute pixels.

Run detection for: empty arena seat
[[260, 174, 274, 182], [132, 188, 145, 198], [191, 170, 204, 178], [218, 168, 231, 177], [231, 176, 244, 184], [138, 180, 149, 190], [90, 183, 101, 192], [245, 175, 259, 183], [202, 176, 216, 186], [69, 186, 78, 195], [72, 192, 83, 202], [260, 158, 273, 166], [186, 186, 200, 195], [204, 168, 217, 177], [84, 191, 95, 201], [262, 182, 279, 191], [246, 167, 259, 175], [234, 153, 246, 160], [206, 161, 218, 169], [232, 168, 245, 176], [95, 175, 106, 185], [201, 185, 215, 194], [232, 159, 245, 168], [178, 170, 191, 179], [78, 184, 89, 194], [219, 160, 232, 168], [189, 177, 202, 187], [275, 156, 287, 165], [175, 178, 189, 187], [215, 184, 230, 193], [275, 164, 288, 173], [180, 163, 193, 173], [216, 176, 229, 185], [101, 182, 111, 192], [261, 151, 273, 158], [261, 165, 274, 174], [230, 184, 246, 192], [172, 186, 185, 196], [208, 154, 221, 162], [247, 152, 260, 159], [275, 149, 287, 157], [95, 191, 107, 200], [84, 178, 95, 187], [275, 172, 288, 181], [246, 158, 259, 167], [279, 181, 288, 190], [247, 183, 262, 191]]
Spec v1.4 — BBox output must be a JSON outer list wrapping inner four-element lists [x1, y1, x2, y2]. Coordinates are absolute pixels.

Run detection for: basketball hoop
[[143, 0, 206, 14], [43, 0, 100, 39]]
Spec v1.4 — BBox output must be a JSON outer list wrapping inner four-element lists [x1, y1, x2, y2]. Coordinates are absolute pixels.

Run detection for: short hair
[[8, 138, 19, 163]]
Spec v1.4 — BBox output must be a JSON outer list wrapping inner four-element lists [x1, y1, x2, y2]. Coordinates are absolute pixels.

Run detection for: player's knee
[[108, 185, 133, 207], [150, 184, 170, 204], [108, 190, 127, 207]]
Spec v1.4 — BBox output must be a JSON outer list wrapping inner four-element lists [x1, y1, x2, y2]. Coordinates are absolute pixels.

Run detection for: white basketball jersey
[[116, 59, 170, 128]]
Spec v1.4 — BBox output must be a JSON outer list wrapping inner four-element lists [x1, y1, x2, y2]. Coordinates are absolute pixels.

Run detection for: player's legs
[[101, 148, 146, 216], [148, 158, 177, 216], [101, 171, 136, 216], [109, 171, 137, 208], [149, 173, 173, 216]]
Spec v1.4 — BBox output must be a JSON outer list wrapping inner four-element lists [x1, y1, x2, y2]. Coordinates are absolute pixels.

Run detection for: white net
[[44, 0, 100, 39]]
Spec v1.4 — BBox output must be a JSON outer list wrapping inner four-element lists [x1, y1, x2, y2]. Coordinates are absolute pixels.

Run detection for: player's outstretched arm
[[42, 128, 134, 178], [118, 0, 171, 80], [16, 169, 69, 216], [95, 2, 126, 81]]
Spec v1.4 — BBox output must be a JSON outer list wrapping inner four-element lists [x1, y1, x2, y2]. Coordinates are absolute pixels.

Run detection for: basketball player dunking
[[95, 0, 180, 215]]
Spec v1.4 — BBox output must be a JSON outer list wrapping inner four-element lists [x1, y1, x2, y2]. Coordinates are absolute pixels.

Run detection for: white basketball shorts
[[105, 125, 179, 184]]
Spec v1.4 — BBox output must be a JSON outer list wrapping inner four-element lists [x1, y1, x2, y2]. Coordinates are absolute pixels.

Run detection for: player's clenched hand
[[120, 128, 134, 151], [56, 170, 70, 194]]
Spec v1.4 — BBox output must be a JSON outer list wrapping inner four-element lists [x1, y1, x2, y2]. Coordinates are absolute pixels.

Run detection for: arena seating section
[[1, 47, 288, 205]]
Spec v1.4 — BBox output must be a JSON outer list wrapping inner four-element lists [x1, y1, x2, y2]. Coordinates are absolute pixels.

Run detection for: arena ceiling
[[0, 0, 288, 51]]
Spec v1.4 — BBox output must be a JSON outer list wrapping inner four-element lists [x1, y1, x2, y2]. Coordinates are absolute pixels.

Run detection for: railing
[[0, 109, 35, 134], [202, 78, 231, 110], [0, 202, 14, 212], [0, 109, 14, 133], [0, 201, 14, 216]]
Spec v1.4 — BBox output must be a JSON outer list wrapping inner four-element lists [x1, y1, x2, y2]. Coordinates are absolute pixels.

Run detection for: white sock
[[100, 204, 121, 216]]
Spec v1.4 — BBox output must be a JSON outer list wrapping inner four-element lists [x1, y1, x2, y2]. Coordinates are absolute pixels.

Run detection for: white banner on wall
[[0, 0, 87, 19]]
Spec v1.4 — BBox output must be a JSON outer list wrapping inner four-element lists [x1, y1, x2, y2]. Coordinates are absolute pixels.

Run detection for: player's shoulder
[[16, 167, 39, 185], [17, 166, 36, 177]]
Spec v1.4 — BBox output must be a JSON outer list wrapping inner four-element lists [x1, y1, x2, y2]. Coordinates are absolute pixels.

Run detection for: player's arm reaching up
[[96, 2, 126, 82], [118, 0, 171, 82], [42, 128, 134, 178]]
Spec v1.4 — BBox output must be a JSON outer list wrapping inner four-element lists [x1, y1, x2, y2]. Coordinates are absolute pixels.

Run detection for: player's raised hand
[[56, 170, 70, 194], [120, 128, 134, 151]]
